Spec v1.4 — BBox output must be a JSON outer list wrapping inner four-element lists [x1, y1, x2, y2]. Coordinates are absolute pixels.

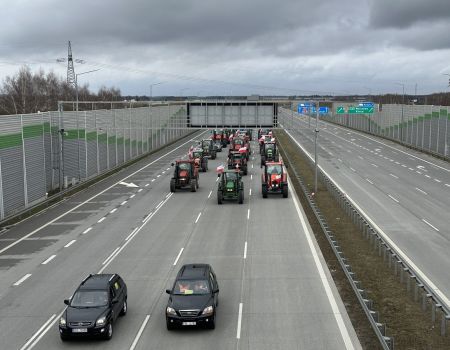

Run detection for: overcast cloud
[[1, 0, 449, 96]]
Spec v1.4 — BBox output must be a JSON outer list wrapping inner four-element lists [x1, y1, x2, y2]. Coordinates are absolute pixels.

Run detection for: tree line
[[0, 66, 122, 115]]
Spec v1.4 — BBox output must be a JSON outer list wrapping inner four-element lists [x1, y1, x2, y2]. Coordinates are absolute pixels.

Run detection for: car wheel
[[60, 334, 69, 342], [120, 299, 127, 316], [166, 320, 175, 331], [206, 314, 216, 329], [104, 323, 113, 340]]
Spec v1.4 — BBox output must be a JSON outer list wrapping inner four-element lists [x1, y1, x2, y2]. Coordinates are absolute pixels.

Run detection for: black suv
[[59, 274, 127, 341], [166, 264, 219, 330]]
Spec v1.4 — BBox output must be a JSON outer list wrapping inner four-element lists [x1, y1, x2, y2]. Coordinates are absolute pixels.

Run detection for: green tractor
[[217, 169, 244, 204], [261, 142, 279, 168]]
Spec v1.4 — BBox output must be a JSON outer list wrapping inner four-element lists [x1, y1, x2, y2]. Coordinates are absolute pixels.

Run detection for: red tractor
[[261, 161, 288, 198], [229, 137, 245, 155], [228, 151, 248, 175], [170, 160, 199, 192]]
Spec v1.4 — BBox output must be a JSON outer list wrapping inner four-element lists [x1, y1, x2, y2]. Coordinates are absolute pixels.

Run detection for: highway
[[279, 109, 450, 307], [0, 130, 360, 350]]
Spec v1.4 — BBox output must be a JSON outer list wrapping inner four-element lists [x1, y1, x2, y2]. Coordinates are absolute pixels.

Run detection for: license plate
[[182, 322, 196, 326], [72, 328, 88, 333]]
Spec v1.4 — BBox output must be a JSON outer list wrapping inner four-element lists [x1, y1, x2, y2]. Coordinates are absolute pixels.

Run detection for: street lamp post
[[150, 82, 164, 102], [314, 100, 320, 195], [75, 69, 100, 112], [395, 82, 405, 142]]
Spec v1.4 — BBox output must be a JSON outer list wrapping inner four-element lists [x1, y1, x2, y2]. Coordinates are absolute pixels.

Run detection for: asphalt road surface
[[279, 109, 450, 308], [0, 129, 361, 350]]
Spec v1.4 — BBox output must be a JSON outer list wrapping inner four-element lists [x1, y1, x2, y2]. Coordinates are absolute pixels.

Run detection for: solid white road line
[[173, 248, 184, 266], [121, 200, 128, 206], [41, 255, 56, 265], [389, 174, 399, 179], [0, 132, 206, 256], [129, 315, 151, 350], [388, 195, 399, 203], [208, 190, 212, 199], [422, 219, 440, 232], [236, 303, 243, 339], [243, 242, 247, 259], [110, 208, 117, 214], [64, 240, 76, 248], [13, 273, 32, 286], [156, 201, 164, 210], [126, 227, 139, 241], [415, 187, 427, 195], [247, 209, 250, 220], [102, 247, 121, 265], [285, 128, 450, 312], [365, 179, 374, 185], [195, 212, 202, 223], [26, 310, 64, 350], [82, 227, 92, 234], [98, 217, 106, 223], [18, 314, 56, 350]]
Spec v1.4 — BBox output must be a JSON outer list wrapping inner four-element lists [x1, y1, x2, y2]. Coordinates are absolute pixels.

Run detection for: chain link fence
[[0, 102, 189, 220], [321, 104, 450, 160]]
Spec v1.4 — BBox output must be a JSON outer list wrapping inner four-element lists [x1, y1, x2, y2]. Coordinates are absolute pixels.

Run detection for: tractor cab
[[230, 138, 245, 153], [170, 160, 199, 192], [228, 151, 248, 175], [261, 161, 288, 198], [191, 148, 208, 172], [217, 169, 244, 204], [200, 139, 217, 159], [261, 142, 278, 167]]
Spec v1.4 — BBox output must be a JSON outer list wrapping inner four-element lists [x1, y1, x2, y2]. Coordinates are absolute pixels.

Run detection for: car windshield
[[70, 290, 109, 308], [173, 280, 210, 295], [267, 165, 282, 174]]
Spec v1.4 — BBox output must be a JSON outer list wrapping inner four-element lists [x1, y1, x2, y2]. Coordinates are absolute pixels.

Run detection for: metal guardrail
[[277, 136, 394, 350], [279, 115, 450, 341]]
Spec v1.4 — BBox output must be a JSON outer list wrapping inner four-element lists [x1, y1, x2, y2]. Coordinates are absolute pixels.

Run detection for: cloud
[[369, 0, 450, 29]]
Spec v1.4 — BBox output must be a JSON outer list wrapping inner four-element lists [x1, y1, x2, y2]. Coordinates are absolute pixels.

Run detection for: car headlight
[[96, 316, 106, 326], [202, 306, 214, 316], [166, 307, 177, 316], [59, 317, 66, 327]]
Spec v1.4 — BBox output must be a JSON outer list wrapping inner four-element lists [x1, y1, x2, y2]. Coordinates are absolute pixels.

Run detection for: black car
[[59, 274, 127, 341], [166, 264, 219, 330]]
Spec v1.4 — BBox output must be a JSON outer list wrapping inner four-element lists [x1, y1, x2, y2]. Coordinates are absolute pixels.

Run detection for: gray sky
[[1, 0, 449, 96]]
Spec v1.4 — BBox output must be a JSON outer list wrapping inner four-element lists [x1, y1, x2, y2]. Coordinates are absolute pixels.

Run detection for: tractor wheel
[[262, 185, 268, 198], [282, 185, 288, 198], [243, 165, 248, 175], [261, 156, 265, 168], [275, 155, 279, 162], [170, 179, 176, 193], [190, 179, 197, 192], [238, 190, 244, 204], [202, 160, 207, 172], [217, 191, 223, 205], [211, 151, 216, 159]]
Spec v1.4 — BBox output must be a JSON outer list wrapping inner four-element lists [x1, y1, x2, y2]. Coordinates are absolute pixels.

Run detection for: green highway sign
[[337, 106, 345, 114], [348, 106, 374, 114]]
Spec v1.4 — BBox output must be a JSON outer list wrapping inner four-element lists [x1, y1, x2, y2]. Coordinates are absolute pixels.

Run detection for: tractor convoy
[[169, 128, 288, 202]]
